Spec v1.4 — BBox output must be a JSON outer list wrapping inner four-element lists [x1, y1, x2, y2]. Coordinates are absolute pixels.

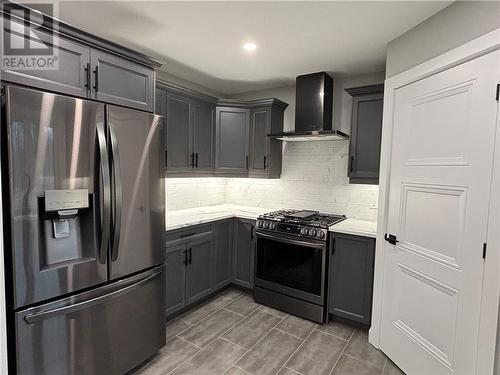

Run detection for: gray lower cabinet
[[328, 232, 375, 325], [213, 220, 233, 288], [165, 243, 187, 315], [2, 19, 91, 98], [165, 218, 256, 316], [165, 229, 213, 316], [346, 85, 384, 184], [232, 219, 255, 288], [215, 107, 250, 174], [91, 50, 154, 112], [185, 233, 213, 304]]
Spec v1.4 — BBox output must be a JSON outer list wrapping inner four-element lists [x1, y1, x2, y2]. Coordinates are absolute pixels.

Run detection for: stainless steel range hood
[[268, 72, 349, 142]]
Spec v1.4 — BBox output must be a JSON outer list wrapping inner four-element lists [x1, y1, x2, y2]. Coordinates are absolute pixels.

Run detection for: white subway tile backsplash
[[166, 141, 379, 221]]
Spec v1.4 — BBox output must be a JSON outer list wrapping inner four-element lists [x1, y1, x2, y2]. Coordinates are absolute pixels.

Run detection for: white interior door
[[380, 50, 500, 375]]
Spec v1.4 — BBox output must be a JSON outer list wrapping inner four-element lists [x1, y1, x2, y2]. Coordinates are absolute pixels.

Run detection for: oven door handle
[[256, 231, 326, 249]]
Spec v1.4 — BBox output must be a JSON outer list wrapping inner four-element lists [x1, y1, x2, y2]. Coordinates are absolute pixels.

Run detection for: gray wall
[[230, 71, 385, 134], [386, 1, 500, 77]]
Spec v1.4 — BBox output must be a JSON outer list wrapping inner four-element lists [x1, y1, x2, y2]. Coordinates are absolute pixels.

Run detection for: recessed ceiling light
[[243, 42, 257, 52]]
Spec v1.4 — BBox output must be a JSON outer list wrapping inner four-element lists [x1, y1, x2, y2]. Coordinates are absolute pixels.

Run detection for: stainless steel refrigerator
[[2, 85, 166, 375]]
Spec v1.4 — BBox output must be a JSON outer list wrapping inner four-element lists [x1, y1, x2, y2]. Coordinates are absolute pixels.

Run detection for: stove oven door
[[255, 231, 326, 305]]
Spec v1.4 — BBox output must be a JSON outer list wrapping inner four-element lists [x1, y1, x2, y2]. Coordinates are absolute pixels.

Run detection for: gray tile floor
[[133, 288, 405, 375]]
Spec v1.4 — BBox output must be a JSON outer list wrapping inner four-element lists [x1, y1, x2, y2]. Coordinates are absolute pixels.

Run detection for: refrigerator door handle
[[96, 122, 111, 264], [24, 267, 163, 324], [109, 122, 122, 262]]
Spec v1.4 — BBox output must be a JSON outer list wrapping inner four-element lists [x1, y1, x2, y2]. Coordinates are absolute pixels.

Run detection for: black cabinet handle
[[246, 156, 249, 169], [180, 232, 195, 238], [250, 224, 254, 239], [384, 233, 399, 245], [183, 249, 188, 265], [190, 153, 195, 168], [263, 155, 267, 169], [195, 153, 199, 168], [84, 63, 91, 89], [331, 237, 336, 255], [93, 66, 99, 91], [188, 247, 192, 265], [165, 150, 168, 167], [350, 156, 355, 173]]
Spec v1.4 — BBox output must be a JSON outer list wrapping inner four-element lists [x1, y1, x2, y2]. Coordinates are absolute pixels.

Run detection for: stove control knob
[[263, 222, 269, 229], [317, 231, 325, 238], [309, 229, 317, 237], [270, 222, 276, 230], [300, 228, 308, 236], [257, 221, 263, 228]]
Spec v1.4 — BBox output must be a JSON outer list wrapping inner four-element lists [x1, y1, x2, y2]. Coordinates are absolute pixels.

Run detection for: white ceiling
[[56, 1, 451, 95]]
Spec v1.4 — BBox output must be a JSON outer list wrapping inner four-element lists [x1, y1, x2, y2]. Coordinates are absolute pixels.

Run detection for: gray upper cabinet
[[328, 233, 375, 325], [1, 12, 158, 112], [185, 233, 213, 305], [165, 243, 187, 316], [192, 100, 215, 172], [233, 219, 255, 289], [166, 92, 193, 172], [213, 220, 232, 289], [346, 84, 384, 184], [91, 50, 154, 112], [215, 107, 250, 174], [249, 107, 270, 173], [248, 101, 286, 178], [1, 20, 91, 98]]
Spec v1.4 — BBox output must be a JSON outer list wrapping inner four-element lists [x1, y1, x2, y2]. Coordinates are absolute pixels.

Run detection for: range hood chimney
[[268, 72, 348, 141]]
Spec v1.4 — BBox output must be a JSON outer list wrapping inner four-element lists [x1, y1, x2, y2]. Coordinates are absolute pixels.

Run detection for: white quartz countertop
[[166, 204, 278, 231], [167, 205, 377, 238], [329, 218, 377, 238]]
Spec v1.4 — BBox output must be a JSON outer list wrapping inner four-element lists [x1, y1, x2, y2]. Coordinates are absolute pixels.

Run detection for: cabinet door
[[233, 220, 255, 288], [155, 88, 167, 117], [91, 50, 154, 112], [165, 243, 187, 315], [192, 101, 215, 171], [348, 92, 384, 184], [213, 221, 232, 288], [249, 107, 270, 173], [166, 93, 193, 172], [2, 20, 91, 98], [185, 234, 213, 304], [328, 233, 375, 325], [215, 107, 250, 173]]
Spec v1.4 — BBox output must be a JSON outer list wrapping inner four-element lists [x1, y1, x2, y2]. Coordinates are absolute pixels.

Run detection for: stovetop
[[259, 209, 346, 228]]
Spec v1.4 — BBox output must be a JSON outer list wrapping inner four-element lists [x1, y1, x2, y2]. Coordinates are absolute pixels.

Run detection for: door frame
[[369, 27, 500, 375]]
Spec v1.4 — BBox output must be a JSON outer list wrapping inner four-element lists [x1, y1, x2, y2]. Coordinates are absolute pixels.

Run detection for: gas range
[[256, 209, 346, 241]]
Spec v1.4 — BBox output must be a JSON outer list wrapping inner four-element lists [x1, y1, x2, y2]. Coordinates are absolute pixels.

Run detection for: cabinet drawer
[[166, 224, 212, 245]]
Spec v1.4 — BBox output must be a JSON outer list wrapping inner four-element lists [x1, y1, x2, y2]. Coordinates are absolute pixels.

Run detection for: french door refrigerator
[[1, 85, 166, 375]]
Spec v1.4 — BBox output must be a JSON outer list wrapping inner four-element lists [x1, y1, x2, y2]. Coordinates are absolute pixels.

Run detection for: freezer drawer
[[14, 266, 165, 375]]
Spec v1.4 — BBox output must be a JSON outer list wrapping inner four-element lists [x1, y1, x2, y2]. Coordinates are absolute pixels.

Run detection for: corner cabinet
[[328, 232, 375, 325], [1, 15, 157, 112], [346, 84, 384, 184], [215, 98, 288, 178], [215, 106, 250, 174]]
